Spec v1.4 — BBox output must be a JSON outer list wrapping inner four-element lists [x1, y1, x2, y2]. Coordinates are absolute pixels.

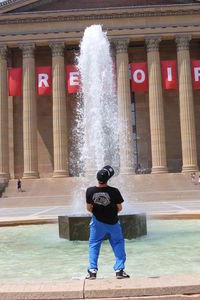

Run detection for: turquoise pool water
[[0, 219, 200, 282]]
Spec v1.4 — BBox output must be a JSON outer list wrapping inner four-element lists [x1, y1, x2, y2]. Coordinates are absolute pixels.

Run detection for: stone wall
[[129, 45, 151, 171], [160, 40, 182, 172]]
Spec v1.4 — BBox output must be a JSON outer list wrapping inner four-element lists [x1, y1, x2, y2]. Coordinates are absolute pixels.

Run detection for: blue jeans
[[88, 215, 126, 271]]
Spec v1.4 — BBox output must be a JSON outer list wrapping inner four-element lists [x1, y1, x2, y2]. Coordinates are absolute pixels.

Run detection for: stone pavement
[[1, 199, 200, 226], [1, 276, 200, 299]]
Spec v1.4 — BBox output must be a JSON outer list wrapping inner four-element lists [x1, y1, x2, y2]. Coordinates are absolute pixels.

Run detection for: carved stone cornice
[[19, 43, 35, 58], [0, 45, 7, 60], [1, 8, 200, 24], [145, 37, 161, 52], [49, 41, 65, 57], [175, 35, 192, 51], [113, 39, 129, 54]]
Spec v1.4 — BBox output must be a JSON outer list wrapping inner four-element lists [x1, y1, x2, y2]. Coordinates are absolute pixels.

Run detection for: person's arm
[[86, 188, 93, 213], [117, 203, 122, 212], [87, 203, 93, 213], [115, 188, 124, 212]]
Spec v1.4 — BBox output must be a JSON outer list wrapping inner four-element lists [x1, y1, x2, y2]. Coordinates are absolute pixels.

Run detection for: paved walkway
[[1, 199, 200, 218]]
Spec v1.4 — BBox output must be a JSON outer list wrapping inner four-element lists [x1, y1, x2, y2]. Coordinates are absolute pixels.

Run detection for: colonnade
[[0, 35, 198, 179], [110, 35, 198, 175]]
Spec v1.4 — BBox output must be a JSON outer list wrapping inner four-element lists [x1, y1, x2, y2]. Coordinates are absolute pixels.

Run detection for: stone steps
[[1, 173, 200, 208]]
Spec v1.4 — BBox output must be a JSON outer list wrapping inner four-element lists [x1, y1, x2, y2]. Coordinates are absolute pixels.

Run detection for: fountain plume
[[70, 25, 119, 176]]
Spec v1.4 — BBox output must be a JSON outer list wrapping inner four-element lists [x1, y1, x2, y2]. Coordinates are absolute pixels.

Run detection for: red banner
[[37, 66, 51, 95], [161, 60, 177, 90], [192, 60, 200, 90], [130, 62, 148, 92], [66, 65, 80, 94], [8, 68, 22, 96]]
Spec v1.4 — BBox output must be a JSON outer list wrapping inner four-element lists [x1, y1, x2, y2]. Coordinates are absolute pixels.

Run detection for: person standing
[[85, 165, 129, 280], [191, 172, 196, 184], [17, 178, 22, 192]]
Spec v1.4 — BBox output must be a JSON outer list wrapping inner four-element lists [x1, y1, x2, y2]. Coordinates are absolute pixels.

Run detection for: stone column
[[146, 37, 168, 174], [20, 43, 39, 178], [176, 35, 198, 172], [115, 39, 135, 174], [49, 42, 68, 177], [0, 45, 9, 180], [7, 49, 14, 179]]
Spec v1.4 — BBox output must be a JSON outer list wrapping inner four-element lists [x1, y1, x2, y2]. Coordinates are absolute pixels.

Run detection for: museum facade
[[0, 0, 200, 179]]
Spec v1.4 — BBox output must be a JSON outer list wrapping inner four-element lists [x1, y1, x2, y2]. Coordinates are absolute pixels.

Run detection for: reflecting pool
[[0, 220, 200, 282]]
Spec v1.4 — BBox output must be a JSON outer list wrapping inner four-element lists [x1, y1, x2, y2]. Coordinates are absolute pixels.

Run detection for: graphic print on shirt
[[92, 192, 111, 206]]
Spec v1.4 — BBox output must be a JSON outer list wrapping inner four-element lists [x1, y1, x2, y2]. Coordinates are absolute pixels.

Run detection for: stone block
[[119, 213, 147, 239], [59, 215, 91, 241], [58, 213, 147, 241]]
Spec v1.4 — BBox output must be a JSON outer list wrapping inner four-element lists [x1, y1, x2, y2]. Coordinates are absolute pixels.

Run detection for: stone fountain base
[[58, 213, 147, 241]]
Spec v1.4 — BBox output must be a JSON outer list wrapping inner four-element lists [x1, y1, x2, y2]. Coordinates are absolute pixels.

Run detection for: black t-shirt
[[86, 185, 124, 225]]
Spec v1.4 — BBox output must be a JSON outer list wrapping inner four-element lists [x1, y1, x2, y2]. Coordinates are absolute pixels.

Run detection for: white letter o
[[133, 69, 145, 83]]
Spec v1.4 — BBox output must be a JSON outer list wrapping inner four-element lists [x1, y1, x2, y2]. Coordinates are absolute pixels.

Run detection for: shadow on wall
[[167, 159, 182, 173], [37, 95, 54, 176]]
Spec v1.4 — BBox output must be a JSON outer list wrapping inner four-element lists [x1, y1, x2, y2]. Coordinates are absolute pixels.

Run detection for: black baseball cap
[[97, 165, 115, 183]]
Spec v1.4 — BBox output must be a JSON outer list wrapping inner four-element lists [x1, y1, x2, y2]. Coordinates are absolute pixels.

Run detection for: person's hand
[[87, 203, 93, 212], [117, 203, 122, 212]]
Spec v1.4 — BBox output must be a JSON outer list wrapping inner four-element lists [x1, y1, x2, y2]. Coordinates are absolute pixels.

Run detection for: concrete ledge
[[84, 276, 200, 299], [0, 276, 200, 300], [0, 211, 200, 227], [0, 280, 84, 300], [149, 211, 200, 220], [88, 296, 200, 299], [0, 216, 57, 227]]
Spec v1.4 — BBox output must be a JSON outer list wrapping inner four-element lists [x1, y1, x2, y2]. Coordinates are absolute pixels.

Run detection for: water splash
[[70, 25, 119, 176]]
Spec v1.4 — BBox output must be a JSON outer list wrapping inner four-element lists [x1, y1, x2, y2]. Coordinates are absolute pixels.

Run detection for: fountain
[[59, 25, 147, 240]]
